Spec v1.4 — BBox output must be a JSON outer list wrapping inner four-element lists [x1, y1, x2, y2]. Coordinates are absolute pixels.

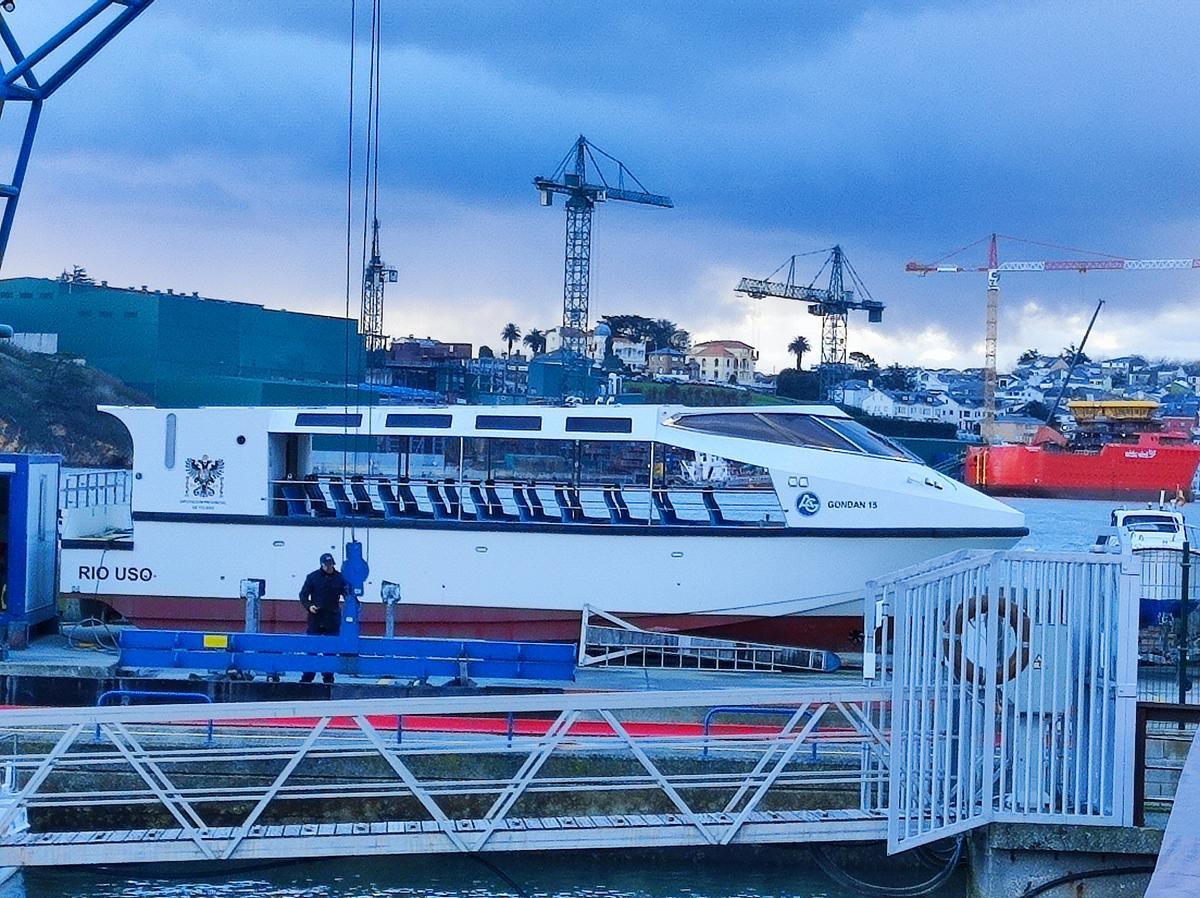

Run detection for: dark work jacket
[[299, 569, 349, 634]]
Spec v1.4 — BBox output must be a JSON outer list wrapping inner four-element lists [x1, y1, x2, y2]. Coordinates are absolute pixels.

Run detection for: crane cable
[[339, 0, 383, 562], [340, 0, 358, 551]]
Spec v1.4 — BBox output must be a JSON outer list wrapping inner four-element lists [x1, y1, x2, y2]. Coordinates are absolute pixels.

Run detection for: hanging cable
[[807, 836, 965, 897], [340, 0, 358, 553]]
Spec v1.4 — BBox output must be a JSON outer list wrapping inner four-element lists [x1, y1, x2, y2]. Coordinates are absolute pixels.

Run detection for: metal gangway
[[0, 547, 1143, 867], [577, 606, 841, 673]]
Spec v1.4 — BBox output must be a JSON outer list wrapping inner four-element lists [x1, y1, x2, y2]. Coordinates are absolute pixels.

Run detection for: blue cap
[[320, 553, 335, 565]]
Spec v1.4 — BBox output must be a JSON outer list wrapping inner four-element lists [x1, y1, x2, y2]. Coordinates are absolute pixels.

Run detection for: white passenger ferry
[[60, 403, 1026, 650]]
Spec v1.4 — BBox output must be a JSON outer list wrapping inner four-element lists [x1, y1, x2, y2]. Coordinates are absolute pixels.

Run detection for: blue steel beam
[[0, 0, 155, 269]]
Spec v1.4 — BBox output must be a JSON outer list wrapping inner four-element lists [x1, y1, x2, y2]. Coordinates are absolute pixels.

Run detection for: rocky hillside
[[0, 343, 146, 466]]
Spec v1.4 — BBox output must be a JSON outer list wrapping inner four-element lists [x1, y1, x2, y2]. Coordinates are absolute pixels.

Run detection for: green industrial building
[[0, 276, 363, 406]]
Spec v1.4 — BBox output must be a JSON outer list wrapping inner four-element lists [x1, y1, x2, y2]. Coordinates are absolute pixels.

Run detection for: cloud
[[2, 0, 1199, 373]]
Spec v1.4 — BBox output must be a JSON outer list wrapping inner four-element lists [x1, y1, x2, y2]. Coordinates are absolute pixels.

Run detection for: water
[[1011, 495, 1198, 551], [9, 849, 966, 898], [2, 498, 1145, 897]]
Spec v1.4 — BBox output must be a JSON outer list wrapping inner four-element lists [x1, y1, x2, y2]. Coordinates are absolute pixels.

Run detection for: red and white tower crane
[[906, 234, 1200, 441]]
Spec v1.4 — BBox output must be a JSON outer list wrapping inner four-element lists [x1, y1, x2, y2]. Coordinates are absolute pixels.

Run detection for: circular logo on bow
[[795, 491, 821, 516]]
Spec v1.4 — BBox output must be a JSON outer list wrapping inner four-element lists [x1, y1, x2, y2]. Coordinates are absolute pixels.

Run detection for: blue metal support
[[118, 629, 578, 682], [0, 1, 155, 269], [701, 706, 816, 759], [94, 689, 213, 744]]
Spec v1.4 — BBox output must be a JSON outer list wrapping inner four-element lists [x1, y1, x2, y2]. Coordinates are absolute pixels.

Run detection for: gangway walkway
[[0, 688, 888, 865], [0, 545, 1148, 869]]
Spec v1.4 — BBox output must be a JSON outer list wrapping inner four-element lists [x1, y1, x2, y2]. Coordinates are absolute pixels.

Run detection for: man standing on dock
[[298, 552, 350, 684]]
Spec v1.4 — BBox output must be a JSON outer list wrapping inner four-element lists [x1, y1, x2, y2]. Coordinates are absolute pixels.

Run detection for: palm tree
[[523, 328, 547, 355], [501, 323, 521, 356], [787, 336, 811, 370]]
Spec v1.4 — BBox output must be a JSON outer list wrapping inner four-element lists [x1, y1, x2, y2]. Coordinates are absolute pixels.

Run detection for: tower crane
[[736, 246, 884, 397], [907, 234, 1200, 441], [535, 136, 672, 359], [0, 1, 156, 270], [361, 218, 397, 364]]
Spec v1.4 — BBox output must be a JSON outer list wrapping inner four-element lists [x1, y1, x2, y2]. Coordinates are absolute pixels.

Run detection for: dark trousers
[[300, 617, 340, 684]]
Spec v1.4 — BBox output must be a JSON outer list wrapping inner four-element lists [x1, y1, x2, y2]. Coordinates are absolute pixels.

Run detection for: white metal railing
[[0, 688, 888, 866], [867, 549, 1140, 853], [271, 477, 787, 527]]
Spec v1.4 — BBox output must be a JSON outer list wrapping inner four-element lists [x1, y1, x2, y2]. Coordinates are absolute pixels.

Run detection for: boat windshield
[[666, 412, 917, 461], [1119, 515, 1181, 533]]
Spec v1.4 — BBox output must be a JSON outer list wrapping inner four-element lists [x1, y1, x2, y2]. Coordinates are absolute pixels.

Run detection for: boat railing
[[270, 476, 786, 527]]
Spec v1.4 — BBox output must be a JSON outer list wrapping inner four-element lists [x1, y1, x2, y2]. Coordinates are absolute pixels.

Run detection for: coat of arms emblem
[[185, 455, 225, 498]]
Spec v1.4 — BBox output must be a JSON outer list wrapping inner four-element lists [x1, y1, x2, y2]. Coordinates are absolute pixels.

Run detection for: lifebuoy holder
[[943, 592, 1032, 685]]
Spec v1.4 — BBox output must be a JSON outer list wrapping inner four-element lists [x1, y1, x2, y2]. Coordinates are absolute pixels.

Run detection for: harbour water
[[0, 497, 1161, 897], [8, 849, 967, 898]]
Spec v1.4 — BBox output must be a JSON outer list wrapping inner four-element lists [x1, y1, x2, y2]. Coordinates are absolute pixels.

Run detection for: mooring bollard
[[241, 578, 265, 634], [381, 581, 401, 639]]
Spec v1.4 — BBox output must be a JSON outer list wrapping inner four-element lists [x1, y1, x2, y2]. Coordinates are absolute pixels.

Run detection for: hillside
[[0, 343, 145, 466]]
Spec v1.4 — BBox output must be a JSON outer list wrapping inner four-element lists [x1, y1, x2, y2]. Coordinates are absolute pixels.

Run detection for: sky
[[2, 0, 1199, 374]]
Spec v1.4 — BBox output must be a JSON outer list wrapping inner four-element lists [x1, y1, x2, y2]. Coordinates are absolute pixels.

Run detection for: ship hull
[[966, 442, 1200, 501], [60, 517, 1025, 652]]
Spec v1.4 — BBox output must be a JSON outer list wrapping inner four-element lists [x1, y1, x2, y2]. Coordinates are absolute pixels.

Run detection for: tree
[[1017, 348, 1040, 365], [522, 328, 547, 355], [478, 345, 494, 359], [776, 368, 821, 400], [1061, 343, 1090, 364], [670, 328, 691, 351], [646, 318, 686, 351], [849, 351, 877, 369], [1022, 400, 1052, 421], [501, 323, 521, 356], [787, 335, 811, 370], [878, 363, 916, 391], [59, 265, 94, 285]]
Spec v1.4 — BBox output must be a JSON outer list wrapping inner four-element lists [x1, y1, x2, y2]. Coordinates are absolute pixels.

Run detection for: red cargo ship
[[965, 401, 1200, 500]]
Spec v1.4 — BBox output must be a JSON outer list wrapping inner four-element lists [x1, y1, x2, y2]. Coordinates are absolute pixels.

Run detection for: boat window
[[669, 413, 790, 443], [475, 415, 541, 432], [755, 414, 860, 452], [566, 416, 633, 434], [817, 417, 915, 460], [164, 413, 177, 470], [463, 438, 574, 483], [1120, 515, 1181, 533], [400, 436, 459, 479], [385, 413, 452, 429], [654, 444, 773, 489], [309, 435, 398, 478], [579, 440, 651, 486], [295, 413, 363, 428]]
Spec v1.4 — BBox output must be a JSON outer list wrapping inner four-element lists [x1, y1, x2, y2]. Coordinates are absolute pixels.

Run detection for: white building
[[687, 340, 758, 384]]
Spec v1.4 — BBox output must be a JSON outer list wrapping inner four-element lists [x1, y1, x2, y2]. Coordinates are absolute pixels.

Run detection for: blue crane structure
[[736, 246, 884, 396], [535, 136, 672, 360], [0, 0, 156, 270]]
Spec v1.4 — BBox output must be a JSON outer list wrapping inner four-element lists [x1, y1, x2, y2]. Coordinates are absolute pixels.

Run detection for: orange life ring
[[942, 594, 1032, 685]]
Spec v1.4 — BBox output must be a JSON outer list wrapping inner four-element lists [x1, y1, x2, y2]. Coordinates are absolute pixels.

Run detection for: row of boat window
[[288, 411, 913, 460], [294, 413, 633, 434], [273, 476, 786, 527], [668, 413, 914, 460], [297, 438, 775, 490]]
